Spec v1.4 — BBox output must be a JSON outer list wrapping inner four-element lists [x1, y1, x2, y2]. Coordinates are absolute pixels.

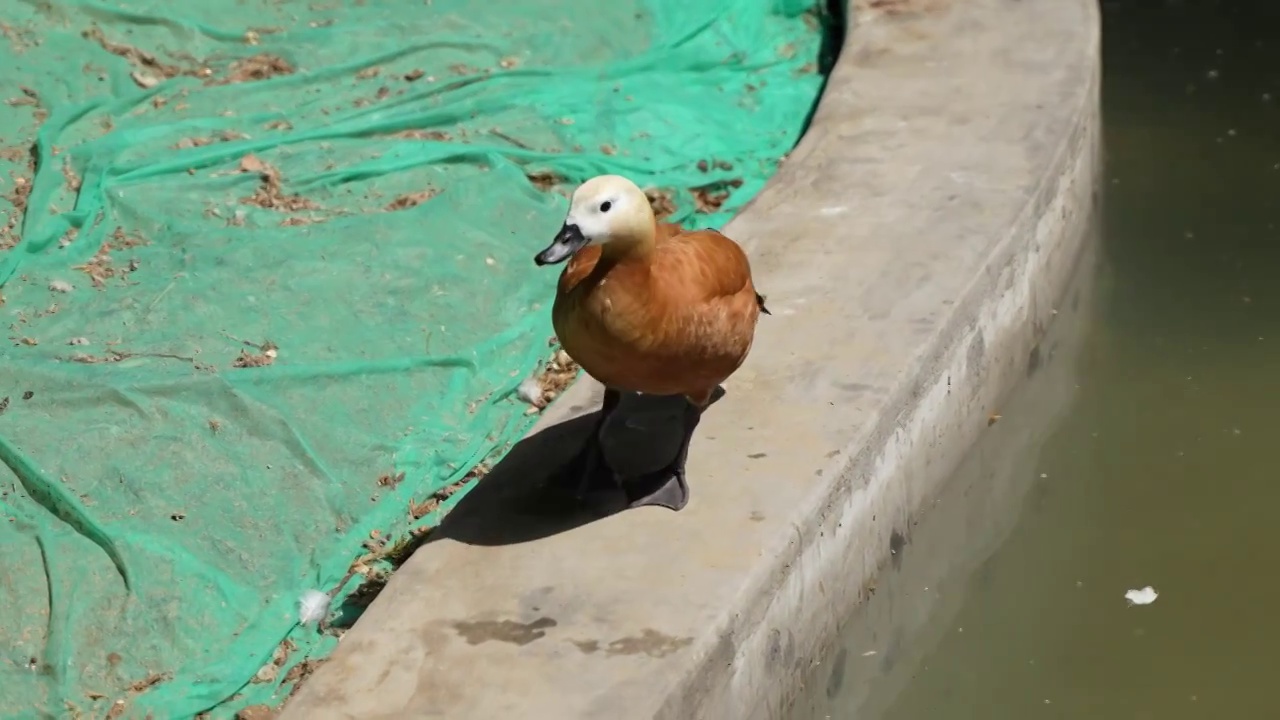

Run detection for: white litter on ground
[[516, 374, 545, 407], [1124, 586, 1158, 606], [298, 589, 332, 625]]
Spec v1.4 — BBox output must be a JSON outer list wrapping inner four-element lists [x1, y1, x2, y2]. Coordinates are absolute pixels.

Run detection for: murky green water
[[791, 1, 1280, 718]]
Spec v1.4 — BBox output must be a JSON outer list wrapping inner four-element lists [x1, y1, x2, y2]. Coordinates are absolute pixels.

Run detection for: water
[[790, 1, 1280, 718]]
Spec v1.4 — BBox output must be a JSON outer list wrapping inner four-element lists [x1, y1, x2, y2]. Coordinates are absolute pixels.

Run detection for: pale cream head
[[534, 174, 656, 266], [564, 174, 654, 244]]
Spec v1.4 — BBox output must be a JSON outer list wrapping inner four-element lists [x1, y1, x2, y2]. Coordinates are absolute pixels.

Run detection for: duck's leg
[[557, 387, 622, 499], [622, 394, 708, 512]]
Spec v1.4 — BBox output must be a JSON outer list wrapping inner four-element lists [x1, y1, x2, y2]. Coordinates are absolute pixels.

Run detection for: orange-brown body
[[552, 223, 763, 407]]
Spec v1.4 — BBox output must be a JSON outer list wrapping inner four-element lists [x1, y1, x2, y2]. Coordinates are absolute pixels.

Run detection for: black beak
[[534, 223, 588, 266]]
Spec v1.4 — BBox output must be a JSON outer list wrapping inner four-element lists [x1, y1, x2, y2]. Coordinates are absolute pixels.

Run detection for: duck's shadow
[[426, 390, 718, 547]]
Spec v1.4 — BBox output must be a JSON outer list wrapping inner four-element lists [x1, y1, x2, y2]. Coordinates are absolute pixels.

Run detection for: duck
[[533, 174, 769, 511]]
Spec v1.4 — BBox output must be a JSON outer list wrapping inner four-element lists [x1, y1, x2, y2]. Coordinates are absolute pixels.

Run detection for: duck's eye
[[599, 201, 612, 213]]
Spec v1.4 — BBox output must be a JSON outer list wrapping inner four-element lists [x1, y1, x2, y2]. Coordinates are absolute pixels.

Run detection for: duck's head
[[534, 174, 655, 266]]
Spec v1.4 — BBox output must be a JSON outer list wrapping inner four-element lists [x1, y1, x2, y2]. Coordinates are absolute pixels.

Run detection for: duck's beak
[[535, 223, 588, 266]]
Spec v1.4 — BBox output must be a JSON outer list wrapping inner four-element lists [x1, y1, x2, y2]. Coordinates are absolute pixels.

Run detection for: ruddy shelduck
[[533, 174, 768, 511]]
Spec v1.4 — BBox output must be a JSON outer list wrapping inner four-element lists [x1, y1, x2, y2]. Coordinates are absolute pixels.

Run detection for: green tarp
[[0, 0, 831, 716]]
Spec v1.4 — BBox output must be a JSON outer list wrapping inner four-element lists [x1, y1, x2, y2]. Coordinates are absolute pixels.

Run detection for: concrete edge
[[280, 0, 1103, 717], [791, 223, 1103, 718], [672, 7, 1102, 719]]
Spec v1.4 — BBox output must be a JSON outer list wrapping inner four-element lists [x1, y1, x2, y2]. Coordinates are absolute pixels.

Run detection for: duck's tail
[[755, 292, 771, 316]]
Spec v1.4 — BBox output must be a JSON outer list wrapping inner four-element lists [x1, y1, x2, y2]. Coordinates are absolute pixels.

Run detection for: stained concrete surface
[[788, 230, 1100, 719], [279, 0, 1102, 717]]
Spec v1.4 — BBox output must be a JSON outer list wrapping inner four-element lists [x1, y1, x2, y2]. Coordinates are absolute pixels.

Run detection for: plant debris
[[74, 244, 118, 288], [317, 463, 498, 623], [283, 658, 324, 686], [408, 461, 492, 521], [389, 129, 452, 141], [73, 227, 147, 288], [377, 471, 406, 489], [230, 339, 278, 368], [250, 638, 297, 687], [82, 27, 205, 80], [0, 22, 38, 53], [111, 226, 148, 249], [516, 348, 580, 411], [322, 526, 430, 624], [526, 170, 564, 192], [267, 655, 329, 709], [384, 189, 438, 211], [1, 171, 32, 250], [489, 128, 531, 149], [174, 130, 248, 150], [5, 86, 37, 107], [127, 671, 170, 693], [62, 159, 82, 192], [238, 155, 319, 212], [69, 351, 127, 364], [645, 187, 677, 220], [234, 705, 278, 720], [214, 53, 293, 85], [130, 70, 160, 89], [68, 348, 214, 371], [691, 179, 743, 214]]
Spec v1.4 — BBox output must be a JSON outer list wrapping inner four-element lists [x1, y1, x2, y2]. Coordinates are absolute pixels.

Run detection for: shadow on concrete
[[428, 387, 722, 547], [425, 411, 623, 547]]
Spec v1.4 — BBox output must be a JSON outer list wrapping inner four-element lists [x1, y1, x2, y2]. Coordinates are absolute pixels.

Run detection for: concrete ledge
[[281, 0, 1101, 718], [790, 229, 1100, 718]]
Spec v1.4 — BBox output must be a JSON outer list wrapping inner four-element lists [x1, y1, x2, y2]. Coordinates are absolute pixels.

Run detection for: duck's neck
[[599, 223, 657, 263]]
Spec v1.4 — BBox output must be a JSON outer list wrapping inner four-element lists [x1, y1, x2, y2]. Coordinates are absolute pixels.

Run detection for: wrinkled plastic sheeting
[[0, 0, 831, 716]]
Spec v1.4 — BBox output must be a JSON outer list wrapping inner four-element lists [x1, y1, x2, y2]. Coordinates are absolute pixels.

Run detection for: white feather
[[516, 375, 545, 407], [298, 589, 331, 625], [1124, 586, 1158, 606]]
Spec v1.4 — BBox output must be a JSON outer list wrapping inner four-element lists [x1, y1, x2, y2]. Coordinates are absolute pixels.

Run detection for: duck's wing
[[669, 228, 769, 314], [658, 229, 758, 308], [634, 228, 762, 382]]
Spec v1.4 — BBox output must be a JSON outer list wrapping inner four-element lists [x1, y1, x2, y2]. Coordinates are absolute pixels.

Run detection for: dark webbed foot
[[620, 400, 702, 511], [551, 388, 622, 501]]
